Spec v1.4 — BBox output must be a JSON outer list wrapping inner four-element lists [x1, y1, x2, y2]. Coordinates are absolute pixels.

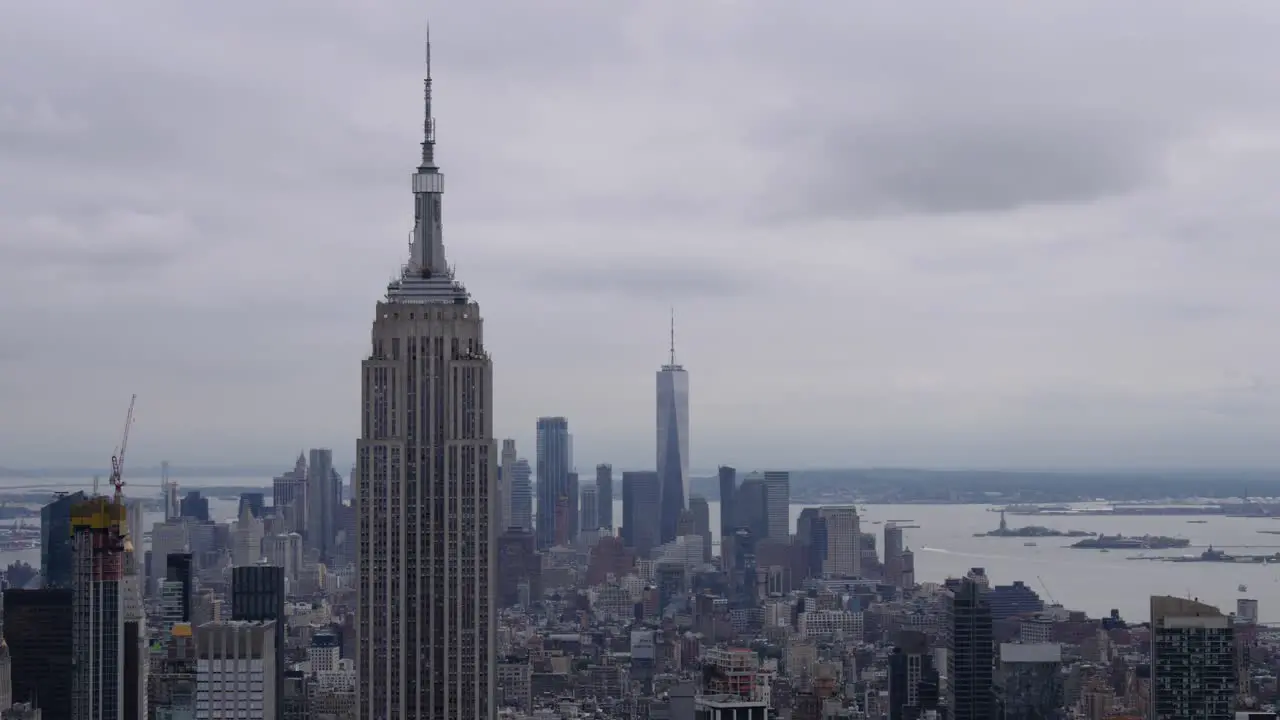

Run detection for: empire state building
[[357, 34, 496, 720]]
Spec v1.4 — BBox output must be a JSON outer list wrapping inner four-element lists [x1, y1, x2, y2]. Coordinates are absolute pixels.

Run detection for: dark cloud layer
[[3, 1, 1280, 471]]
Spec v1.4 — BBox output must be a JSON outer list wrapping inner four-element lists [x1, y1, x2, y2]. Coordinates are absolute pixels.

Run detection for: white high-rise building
[[357, 34, 496, 720], [762, 471, 791, 541], [263, 533, 303, 587], [508, 458, 533, 532], [126, 499, 145, 577], [819, 506, 861, 578], [195, 621, 277, 720], [233, 503, 264, 567], [656, 314, 689, 545]]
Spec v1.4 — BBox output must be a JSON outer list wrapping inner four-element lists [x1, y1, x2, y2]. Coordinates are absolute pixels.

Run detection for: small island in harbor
[[973, 510, 1096, 538]]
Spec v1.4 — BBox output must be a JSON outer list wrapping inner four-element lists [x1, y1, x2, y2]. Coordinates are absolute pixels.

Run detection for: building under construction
[[71, 495, 128, 720]]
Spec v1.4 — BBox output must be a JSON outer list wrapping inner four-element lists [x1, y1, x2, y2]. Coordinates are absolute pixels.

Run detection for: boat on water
[[1024, 542, 1037, 547], [1240, 584, 1249, 592]]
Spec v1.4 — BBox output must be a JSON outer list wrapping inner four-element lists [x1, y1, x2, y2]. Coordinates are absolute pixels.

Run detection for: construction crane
[[109, 395, 136, 503], [1037, 575, 1059, 606]]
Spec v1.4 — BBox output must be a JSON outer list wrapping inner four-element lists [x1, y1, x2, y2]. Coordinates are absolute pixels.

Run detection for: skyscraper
[[947, 577, 995, 720], [884, 523, 905, 588], [535, 417, 571, 550], [717, 466, 736, 538], [761, 471, 790, 541], [797, 507, 827, 578], [71, 496, 127, 720], [357, 35, 496, 720], [819, 506, 860, 578], [735, 475, 769, 540], [165, 553, 194, 625], [508, 458, 533, 533], [5, 588, 73, 720], [621, 471, 661, 558], [688, 495, 711, 563], [195, 621, 278, 720], [499, 439, 517, 533], [232, 503, 264, 567], [307, 448, 340, 562], [566, 471, 580, 546], [273, 453, 307, 535], [888, 631, 939, 720], [232, 564, 285, 719], [1150, 596, 1235, 719], [656, 315, 689, 545], [580, 484, 599, 536], [41, 491, 87, 589], [595, 463, 614, 531]]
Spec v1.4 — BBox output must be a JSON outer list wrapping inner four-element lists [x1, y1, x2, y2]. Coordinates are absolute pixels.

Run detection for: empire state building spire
[[420, 26, 436, 169], [391, 26, 463, 302], [401, 27, 458, 288]]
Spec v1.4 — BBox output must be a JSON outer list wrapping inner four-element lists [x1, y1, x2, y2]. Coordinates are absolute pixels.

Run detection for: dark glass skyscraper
[[735, 476, 769, 540], [179, 491, 209, 522], [5, 588, 73, 720], [621, 471, 661, 557], [888, 631, 939, 720], [232, 564, 286, 718], [535, 416, 571, 550], [306, 448, 341, 562], [947, 577, 995, 720], [166, 552, 194, 623], [1151, 595, 1235, 720], [40, 491, 86, 589], [595, 463, 613, 531], [797, 508, 827, 578]]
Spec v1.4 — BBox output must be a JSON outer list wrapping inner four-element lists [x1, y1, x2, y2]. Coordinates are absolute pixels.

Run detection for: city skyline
[[7, 2, 1280, 470]]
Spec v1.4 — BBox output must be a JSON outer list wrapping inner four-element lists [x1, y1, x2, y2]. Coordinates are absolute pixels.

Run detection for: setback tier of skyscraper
[[356, 33, 495, 720]]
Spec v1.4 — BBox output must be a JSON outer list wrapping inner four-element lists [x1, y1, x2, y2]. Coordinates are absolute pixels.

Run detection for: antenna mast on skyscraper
[[421, 23, 436, 166], [669, 307, 676, 366]]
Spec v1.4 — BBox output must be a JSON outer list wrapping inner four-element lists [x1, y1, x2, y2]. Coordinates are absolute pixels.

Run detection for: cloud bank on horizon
[[2, 1, 1280, 471]]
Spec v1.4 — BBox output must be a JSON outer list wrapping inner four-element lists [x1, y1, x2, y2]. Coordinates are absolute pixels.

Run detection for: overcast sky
[[3, 1, 1280, 473]]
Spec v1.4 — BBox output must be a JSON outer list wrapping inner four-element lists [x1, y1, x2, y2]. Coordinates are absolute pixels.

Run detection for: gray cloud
[[787, 120, 1159, 217], [529, 258, 748, 300], [3, 1, 1280, 470]]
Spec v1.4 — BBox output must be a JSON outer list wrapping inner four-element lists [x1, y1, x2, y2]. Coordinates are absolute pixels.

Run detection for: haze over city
[[4, 1, 1280, 471]]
